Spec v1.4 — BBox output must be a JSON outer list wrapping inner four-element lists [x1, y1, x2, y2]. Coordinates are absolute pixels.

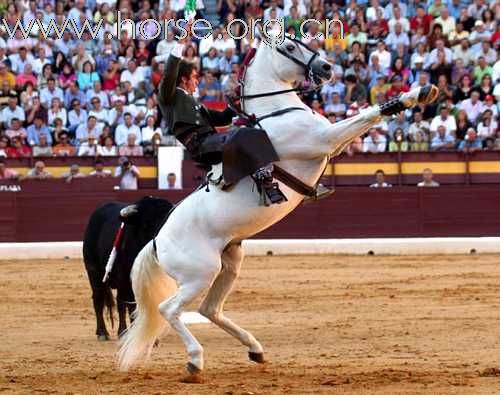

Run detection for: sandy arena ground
[[1, 254, 499, 394]]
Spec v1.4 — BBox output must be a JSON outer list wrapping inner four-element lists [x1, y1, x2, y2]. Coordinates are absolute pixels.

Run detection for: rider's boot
[[253, 166, 288, 205]]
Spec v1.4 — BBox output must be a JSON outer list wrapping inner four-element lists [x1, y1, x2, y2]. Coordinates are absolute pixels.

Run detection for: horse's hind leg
[[158, 254, 221, 378], [199, 243, 265, 363]]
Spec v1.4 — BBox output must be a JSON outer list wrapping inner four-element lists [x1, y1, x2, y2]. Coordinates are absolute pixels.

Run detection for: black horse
[[83, 196, 174, 340]]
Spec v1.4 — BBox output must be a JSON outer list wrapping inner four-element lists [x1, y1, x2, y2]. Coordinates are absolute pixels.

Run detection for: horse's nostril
[[322, 64, 331, 71]]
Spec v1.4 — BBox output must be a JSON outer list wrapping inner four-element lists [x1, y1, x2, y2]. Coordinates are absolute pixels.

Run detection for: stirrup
[[303, 184, 335, 204]]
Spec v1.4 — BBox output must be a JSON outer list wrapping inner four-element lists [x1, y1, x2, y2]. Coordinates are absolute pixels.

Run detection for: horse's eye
[[286, 44, 295, 51]]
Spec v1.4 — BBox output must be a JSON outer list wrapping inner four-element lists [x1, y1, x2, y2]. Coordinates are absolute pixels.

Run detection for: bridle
[[239, 36, 322, 101]]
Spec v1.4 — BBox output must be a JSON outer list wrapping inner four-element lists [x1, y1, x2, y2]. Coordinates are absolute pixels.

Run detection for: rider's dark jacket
[[157, 53, 236, 161]]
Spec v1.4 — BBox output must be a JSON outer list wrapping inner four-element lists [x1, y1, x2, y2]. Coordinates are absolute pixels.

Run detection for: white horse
[[118, 34, 438, 378]]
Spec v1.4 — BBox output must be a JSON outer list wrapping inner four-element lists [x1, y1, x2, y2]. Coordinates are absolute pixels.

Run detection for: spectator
[[199, 71, 223, 102], [77, 61, 100, 91], [459, 91, 484, 124], [0, 159, 19, 180], [5, 118, 27, 141], [39, 77, 64, 107], [141, 115, 161, 144], [119, 133, 144, 156], [370, 169, 392, 187], [2, 93, 25, 128], [52, 132, 76, 156], [417, 168, 440, 187], [458, 128, 483, 152], [166, 172, 179, 189], [389, 128, 409, 151], [25, 160, 52, 180], [62, 164, 86, 183], [48, 98, 67, 127], [75, 116, 102, 144], [388, 111, 409, 139], [33, 134, 53, 157], [430, 106, 457, 137], [409, 130, 429, 151], [114, 113, 141, 146], [363, 128, 387, 153], [115, 156, 140, 190], [476, 110, 497, 139], [455, 110, 473, 141], [97, 136, 118, 156], [0, 136, 9, 157], [0, 63, 16, 89], [89, 159, 112, 177], [431, 125, 456, 151], [120, 60, 145, 91], [408, 110, 430, 142], [68, 99, 88, 134], [78, 135, 99, 156]]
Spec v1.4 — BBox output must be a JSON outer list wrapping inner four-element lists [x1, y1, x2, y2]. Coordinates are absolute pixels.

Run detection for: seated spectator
[[494, 130, 500, 150], [388, 112, 409, 139], [48, 98, 67, 127], [345, 136, 364, 156], [370, 75, 389, 104], [0, 159, 19, 180], [77, 61, 100, 91], [86, 81, 110, 108], [484, 137, 496, 150], [141, 115, 161, 144], [473, 56, 492, 85], [119, 133, 144, 156], [6, 136, 31, 158], [97, 136, 118, 156], [386, 75, 409, 99], [25, 160, 52, 180], [5, 118, 27, 141], [2, 93, 25, 128], [476, 74, 494, 101], [408, 110, 430, 142], [417, 168, 440, 187], [52, 132, 76, 156], [199, 71, 223, 102], [370, 169, 392, 187], [58, 62, 77, 90], [389, 128, 409, 152], [430, 105, 457, 137], [431, 125, 456, 151], [40, 77, 64, 107], [455, 109, 472, 141], [219, 48, 238, 76], [120, 60, 145, 91], [409, 130, 429, 151], [202, 47, 220, 74], [482, 95, 497, 117], [15, 64, 37, 89], [458, 128, 483, 152], [363, 128, 387, 153], [67, 99, 88, 134], [476, 110, 497, 139], [88, 97, 109, 127], [78, 135, 99, 156], [62, 164, 86, 183], [115, 156, 140, 190], [114, 113, 141, 146], [64, 81, 87, 109], [26, 116, 51, 146], [459, 91, 484, 124], [0, 136, 8, 157], [324, 92, 346, 119], [33, 134, 53, 157], [0, 62, 16, 90], [76, 116, 102, 144], [89, 159, 112, 177]]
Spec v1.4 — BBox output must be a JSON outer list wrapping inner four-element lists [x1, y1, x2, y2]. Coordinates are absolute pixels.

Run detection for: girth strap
[[256, 107, 307, 123], [272, 165, 316, 197]]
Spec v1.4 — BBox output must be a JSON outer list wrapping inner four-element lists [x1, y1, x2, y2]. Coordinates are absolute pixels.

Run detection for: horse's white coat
[[117, 36, 434, 373]]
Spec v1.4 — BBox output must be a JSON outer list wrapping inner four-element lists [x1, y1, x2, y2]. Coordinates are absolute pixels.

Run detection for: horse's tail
[[104, 286, 115, 330], [117, 240, 176, 371]]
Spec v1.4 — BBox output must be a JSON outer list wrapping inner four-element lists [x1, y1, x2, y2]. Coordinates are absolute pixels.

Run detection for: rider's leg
[[252, 165, 287, 205]]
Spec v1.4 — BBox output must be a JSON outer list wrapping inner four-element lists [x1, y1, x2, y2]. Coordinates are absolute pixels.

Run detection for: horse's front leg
[[320, 106, 382, 157], [198, 243, 265, 363]]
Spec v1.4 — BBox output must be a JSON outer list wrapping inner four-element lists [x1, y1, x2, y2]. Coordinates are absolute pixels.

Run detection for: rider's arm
[[158, 42, 186, 106], [205, 107, 237, 126]]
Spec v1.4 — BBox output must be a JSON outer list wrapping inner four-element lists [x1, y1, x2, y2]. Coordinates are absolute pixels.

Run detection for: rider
[[157, 25, 287, 205]]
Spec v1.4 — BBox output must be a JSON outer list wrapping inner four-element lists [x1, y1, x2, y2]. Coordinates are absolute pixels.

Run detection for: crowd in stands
[[0, 0, 498, 164]]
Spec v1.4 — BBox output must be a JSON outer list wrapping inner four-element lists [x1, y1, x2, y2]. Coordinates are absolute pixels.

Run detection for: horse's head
[[260, 33, 333, 85]]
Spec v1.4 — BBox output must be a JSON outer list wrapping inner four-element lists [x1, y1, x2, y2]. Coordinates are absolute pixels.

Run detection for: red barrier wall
[[0, 182, 499, 242]]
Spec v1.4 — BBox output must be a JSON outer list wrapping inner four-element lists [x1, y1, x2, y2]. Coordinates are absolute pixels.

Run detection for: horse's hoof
[[97, 335, 109, 341], [181, 373, 204, 384], [182, 363, 203, 384], [186, 362, 202, 375], [418, 84, 439, 104], [249, 351, 266, 363]]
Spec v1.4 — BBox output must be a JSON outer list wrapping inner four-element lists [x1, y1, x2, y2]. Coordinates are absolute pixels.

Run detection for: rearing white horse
[[118, 34, 438, 378]]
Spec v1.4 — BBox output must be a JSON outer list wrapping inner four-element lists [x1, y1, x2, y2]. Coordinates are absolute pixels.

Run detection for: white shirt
[[430, 115, 457, 135], [120, 69, 145, 89], [114, 123, 142, 146], [97, 145, 117, 156], [369, 50, 391, 70], [1, 106, 25, 127]]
